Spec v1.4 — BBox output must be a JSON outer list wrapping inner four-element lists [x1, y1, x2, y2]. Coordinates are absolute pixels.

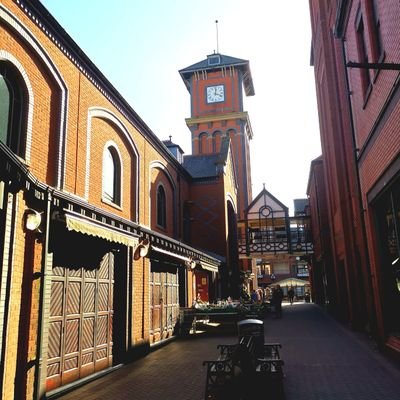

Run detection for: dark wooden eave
[[0, 143, 221, 270], [14, 0, 191, 180]]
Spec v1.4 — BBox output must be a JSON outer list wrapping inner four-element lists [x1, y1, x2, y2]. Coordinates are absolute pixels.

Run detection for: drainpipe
[[340, 37, 376, 337], [34, 189, 52, 400]]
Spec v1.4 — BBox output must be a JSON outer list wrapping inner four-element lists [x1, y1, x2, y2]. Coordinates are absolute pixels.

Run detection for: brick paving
[[53, 303, 400, 400]]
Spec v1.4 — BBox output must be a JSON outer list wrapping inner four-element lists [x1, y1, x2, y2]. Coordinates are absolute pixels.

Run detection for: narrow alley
[[53, 303, 400, 400]]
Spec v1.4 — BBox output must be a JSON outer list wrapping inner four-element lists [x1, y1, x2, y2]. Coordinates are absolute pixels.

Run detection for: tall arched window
[[198, 132, 208, 154], [157, 184, 166, 228], [212, 130, 222, 153], [102, 145, 121, 205], [227, 129, 235, 142], [0, 61, 27, 157]]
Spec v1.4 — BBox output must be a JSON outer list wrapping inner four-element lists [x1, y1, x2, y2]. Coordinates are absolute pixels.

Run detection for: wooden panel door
[[150, 268, 180, 343], [150, 271, 161, 342], [46, 252, 114, 391], [165, 272, 180, 334]]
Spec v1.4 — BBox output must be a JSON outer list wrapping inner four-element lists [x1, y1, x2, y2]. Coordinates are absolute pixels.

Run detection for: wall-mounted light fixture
[[185, 258, 197, 270], [133, 238, 150, 260], [24, 208, 43, 232]]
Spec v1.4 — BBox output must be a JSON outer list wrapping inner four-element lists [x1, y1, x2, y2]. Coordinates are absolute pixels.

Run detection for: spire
[[215, 20, 219, 54]]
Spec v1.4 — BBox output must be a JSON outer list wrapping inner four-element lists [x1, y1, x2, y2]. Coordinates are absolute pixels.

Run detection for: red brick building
[[0, 0, 259, 398], [308, 0, 400, 358], [179, 53, 256, 298]]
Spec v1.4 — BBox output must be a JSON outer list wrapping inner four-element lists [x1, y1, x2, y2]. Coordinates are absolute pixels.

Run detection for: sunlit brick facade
[[0, 1, 249, 398], [308, 0, 400, 358]]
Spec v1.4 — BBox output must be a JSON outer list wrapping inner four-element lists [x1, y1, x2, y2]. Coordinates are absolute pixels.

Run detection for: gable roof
[[246, 187, 289, 215], [179, 53, 255, 96]]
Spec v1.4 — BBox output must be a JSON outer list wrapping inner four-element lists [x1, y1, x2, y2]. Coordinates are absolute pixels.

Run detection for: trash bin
[[237, 318, 264, 357]]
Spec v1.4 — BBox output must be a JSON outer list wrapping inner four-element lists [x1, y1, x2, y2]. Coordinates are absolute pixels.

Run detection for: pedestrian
[[257, 288, 263, 303], [288, 286, 295, 305], [272, 284, 284, 318]]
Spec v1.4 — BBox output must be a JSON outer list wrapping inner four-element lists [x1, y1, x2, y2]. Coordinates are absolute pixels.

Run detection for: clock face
[[206, 85, 225, 103]]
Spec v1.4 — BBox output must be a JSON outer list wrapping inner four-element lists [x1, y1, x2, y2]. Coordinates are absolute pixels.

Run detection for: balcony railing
[[238, 227, 313, 256]]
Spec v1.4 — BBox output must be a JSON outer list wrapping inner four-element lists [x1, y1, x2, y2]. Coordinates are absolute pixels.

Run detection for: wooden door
[[150, 270, 162, 342], [150, 268, 179, 343], [46, 252, 114, 391]]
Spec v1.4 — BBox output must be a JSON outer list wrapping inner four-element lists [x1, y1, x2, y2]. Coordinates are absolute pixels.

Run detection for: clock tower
[[179, 52, 255, 218]]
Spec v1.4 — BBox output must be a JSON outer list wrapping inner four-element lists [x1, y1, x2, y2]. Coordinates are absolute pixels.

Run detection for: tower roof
[[162, 137, 184, 154], [179, 53, 255, 96]]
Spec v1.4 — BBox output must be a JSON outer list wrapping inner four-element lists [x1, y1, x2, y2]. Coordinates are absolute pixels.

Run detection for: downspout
[[286, 209, 292, 254], [245, 217, 249, 257], [34, 189, 52, 400], [340, 37, 376, 336], [312, 161, 329, 306], [177, 174, 181, 240]]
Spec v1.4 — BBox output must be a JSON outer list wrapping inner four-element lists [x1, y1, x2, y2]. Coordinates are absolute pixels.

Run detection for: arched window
[[102, 145, 121, 205], [157, 185, 166, 228], [198, 132, 208, 154], [227, 129, 235, 142], [0, 61, 27, 157], [212, 130, 222, 153]]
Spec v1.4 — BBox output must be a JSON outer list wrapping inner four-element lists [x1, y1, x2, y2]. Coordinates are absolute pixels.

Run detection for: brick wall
[[2, 191, 28, 400], [0, 1, 230, 397], [309, 0, 400, 341], [190, 70, 241, 118]]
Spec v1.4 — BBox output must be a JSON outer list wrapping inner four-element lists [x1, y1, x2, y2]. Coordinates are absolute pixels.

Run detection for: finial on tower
[[263, 183, 266, 190], [215, 19, 219, 54]]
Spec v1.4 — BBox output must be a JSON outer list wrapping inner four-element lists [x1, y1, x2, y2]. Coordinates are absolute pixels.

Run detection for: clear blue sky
[[40, 0, 321, 215]]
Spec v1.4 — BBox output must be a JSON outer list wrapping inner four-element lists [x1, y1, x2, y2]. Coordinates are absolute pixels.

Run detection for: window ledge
[[101, 197, 122, 211]]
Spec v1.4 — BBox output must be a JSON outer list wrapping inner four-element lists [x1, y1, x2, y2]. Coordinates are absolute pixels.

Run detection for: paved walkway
[[54, 303, 400, 400]]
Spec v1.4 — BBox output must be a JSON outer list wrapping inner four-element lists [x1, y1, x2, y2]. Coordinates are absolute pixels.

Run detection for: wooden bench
[[203, 337, 285, 399], [233, 337, 284, 399], [216, 343, 237, 360], [203, 336, 255, 399], [262, 342, 282, 359], [255, 344, 285, 399]]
